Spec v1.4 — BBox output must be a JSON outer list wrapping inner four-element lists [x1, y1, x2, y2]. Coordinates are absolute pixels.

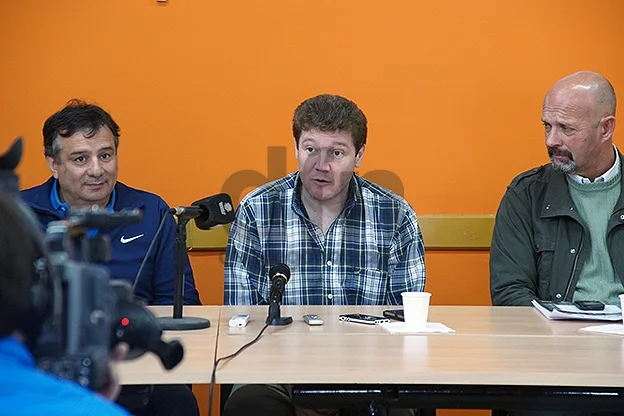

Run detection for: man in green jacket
[[490, 71, 624, 307]]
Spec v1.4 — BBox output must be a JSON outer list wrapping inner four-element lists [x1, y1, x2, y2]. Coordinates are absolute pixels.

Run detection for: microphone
[[169, 193, 235, 230], [156, 193, 235, 331], [268, 264, 290, 305], [266, 264, 293, 326]]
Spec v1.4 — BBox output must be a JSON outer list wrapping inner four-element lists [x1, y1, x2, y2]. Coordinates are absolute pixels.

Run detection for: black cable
[[131, 211, 170, 291], [208, 322, 271, 416]]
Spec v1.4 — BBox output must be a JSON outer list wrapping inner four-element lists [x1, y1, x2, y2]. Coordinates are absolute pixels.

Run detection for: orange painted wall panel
[[2, 1, 623, 416]]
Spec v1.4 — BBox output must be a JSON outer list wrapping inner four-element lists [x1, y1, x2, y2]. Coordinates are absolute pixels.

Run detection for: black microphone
[[266, 264, 293, 326], [155, 193, 234, 331], [269, 264, 290, 305], [169, 193, 235, 230]]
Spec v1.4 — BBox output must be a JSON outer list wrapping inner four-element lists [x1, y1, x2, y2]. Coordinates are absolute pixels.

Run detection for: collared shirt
[[50, 179, 117, 238], [0, 336, 129, 416], [224, 172, 426, 306], [568, 145, 621, 184], [50, 178, 117, 215]]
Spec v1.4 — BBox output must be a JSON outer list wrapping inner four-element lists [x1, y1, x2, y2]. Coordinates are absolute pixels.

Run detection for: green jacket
[[490, 156, 624, 306]]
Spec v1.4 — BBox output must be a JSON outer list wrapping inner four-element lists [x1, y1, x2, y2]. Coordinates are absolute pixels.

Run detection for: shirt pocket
[[535, 235, 556, 297], [345, 268, 387, 305]]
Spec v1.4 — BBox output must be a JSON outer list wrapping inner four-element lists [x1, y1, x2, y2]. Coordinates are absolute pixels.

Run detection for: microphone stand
[[157, 218, 211, 331], [266, 300, 292, 326]]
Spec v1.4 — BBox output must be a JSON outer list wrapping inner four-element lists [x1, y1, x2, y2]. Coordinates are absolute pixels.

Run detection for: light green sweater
[[568, 170, 623, 304]]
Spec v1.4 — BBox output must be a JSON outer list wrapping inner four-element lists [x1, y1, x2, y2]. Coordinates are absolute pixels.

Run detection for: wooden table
[[118, 305, 624, 411], [215, 305, 624, 411], [118, 305, 220, 385]]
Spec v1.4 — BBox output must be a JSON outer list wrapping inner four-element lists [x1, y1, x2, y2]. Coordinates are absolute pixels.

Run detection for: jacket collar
[[50, 179, 116, 217], [23, 177, 146, 215], [540, 151, 624, 219]]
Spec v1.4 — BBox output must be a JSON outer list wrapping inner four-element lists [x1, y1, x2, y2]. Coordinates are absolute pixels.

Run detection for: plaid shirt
[[224, 172, 425, 306]]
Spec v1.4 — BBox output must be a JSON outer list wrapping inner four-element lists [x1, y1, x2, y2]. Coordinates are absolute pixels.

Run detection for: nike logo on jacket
[[120, 234, 145, 244]]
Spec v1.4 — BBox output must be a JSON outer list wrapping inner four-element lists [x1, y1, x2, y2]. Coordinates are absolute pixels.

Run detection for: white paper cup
[[619, 294, 624, 323], [401, 292, 432, 330]]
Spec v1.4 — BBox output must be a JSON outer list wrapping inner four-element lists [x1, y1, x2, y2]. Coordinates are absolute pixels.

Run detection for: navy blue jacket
[[21, 178, 201, 305]]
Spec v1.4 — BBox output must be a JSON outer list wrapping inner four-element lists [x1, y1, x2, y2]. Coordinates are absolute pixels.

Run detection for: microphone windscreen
[[192, 193, 235, 230], [269, 263, 290, 282]]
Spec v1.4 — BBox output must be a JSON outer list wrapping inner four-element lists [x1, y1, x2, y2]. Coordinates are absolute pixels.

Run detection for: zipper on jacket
[[563, 234, 583, 300]]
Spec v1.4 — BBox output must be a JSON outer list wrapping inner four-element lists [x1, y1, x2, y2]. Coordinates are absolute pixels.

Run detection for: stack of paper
[[532, 300, 622, 321]]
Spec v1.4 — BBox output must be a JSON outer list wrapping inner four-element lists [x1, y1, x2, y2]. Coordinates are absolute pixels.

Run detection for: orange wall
[[1, 1, 623, 415]]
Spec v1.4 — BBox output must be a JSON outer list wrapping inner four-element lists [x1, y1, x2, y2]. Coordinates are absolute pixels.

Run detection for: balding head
[[542, 71, 618, 180], [548, 71, 616, 119]]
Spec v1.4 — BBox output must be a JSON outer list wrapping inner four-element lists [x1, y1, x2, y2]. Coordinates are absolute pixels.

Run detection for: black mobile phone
[[574, 300, 605, 311], [338, 313, 390, 325], [382, 309, 405, 321]]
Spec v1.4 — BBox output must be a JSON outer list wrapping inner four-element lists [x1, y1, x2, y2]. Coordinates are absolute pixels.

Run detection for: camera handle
[[156, 218, 210, 330]]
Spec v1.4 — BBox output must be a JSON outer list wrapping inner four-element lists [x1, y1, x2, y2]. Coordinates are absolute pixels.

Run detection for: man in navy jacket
[[21, 99, 200, 416]]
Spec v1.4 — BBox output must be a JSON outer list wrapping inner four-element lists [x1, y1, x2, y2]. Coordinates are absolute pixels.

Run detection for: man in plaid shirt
[[222, 94, 424, 416]]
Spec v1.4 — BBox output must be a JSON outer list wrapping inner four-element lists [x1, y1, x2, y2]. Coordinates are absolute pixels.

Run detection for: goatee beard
[[547, 147, 576, 174]]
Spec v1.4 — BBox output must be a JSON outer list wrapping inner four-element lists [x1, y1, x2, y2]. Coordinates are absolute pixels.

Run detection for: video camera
[[0, 138, 184, 391]]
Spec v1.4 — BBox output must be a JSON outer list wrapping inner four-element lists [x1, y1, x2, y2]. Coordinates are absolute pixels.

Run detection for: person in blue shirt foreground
[[0, 195, 130, 416]]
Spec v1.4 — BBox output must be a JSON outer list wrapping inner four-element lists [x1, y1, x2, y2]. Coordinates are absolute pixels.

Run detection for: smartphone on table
[[303, 314, 324, 326], [574, 301, 605, 311], [382, 309, 405, 321], [338, 313, 390, 325]]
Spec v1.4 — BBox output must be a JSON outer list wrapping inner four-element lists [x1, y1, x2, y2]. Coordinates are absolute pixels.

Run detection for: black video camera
[[36, 210, 185, 391], [0, 138, 184, 391]]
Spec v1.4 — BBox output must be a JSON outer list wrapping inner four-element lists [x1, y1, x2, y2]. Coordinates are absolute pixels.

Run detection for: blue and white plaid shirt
[[224, 172, 425, 306]]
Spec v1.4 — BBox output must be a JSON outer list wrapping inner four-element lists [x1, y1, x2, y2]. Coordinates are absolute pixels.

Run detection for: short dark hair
[[43, 99, 120, 161], [0, 196, 42, 337], [292, 94, 367, 152]]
